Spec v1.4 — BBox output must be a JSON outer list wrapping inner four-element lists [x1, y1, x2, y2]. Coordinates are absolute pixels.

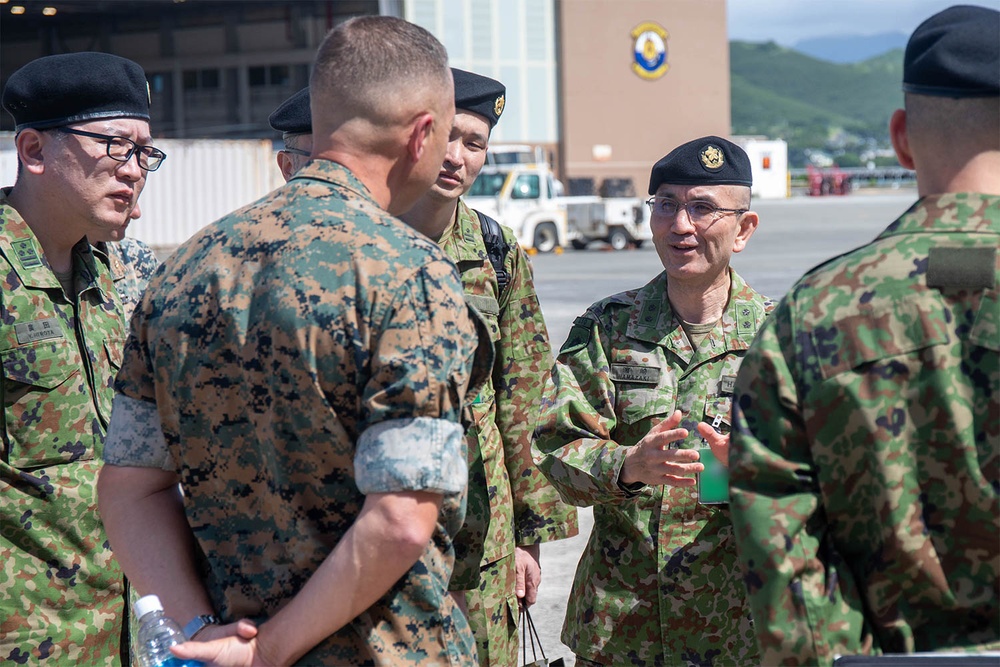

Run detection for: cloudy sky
[[727, 0, 1000, 46]]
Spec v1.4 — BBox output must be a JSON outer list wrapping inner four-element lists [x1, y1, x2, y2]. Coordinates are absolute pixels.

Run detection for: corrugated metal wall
[[0, 134, 285, 250], [133, 139, 284, 249]]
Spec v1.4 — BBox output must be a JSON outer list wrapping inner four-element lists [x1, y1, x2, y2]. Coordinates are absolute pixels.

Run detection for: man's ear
[[276, 152, 296, 183], [889, 108, 915, 170], [732, 210, 759, 254], [16, 129, 47, 175], [406, 113, 435, 162]]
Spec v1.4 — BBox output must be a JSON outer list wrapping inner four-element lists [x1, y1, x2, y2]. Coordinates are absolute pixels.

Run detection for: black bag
[[521, 606, 565, 667]]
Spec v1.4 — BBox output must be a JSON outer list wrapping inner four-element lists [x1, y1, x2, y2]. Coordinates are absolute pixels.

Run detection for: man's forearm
[[97, 465, 216, 621]]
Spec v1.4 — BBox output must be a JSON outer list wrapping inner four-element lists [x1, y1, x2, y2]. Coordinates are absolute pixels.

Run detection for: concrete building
[[1, 0, 732, 195]]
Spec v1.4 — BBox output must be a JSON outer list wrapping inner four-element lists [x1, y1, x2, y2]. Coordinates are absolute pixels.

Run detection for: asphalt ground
[[151, 188, 921, 664], [526, 188, 919, 665]]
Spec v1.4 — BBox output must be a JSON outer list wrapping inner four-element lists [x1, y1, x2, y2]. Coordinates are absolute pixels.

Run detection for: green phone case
[[698, 446, 729, 504]]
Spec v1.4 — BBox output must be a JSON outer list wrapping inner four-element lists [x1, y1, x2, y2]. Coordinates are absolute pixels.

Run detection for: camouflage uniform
[[95, 237, 160, 322], [534, 269, 772, 666], [441, 200, 578, 666], [0, 189, 127, 664], [729, 193, 1000, 666], [107, 160, 484, 666]]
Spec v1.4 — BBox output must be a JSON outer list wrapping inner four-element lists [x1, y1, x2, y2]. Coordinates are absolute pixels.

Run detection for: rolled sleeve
[[355, 416, 467, 495], [103, 393, 173, 471]]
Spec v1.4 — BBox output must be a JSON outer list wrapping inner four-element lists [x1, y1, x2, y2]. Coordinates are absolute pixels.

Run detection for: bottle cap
[[133, 594, 164, 619]]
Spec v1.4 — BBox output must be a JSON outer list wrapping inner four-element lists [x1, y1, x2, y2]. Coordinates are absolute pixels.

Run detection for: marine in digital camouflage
[[442, 199, 578, 666], [94, 237, 160, 322], [111, 160, 485, 666], [729, 193, 1000, 665], [0, 188, 127, 665], [533, 269, 773, 666]]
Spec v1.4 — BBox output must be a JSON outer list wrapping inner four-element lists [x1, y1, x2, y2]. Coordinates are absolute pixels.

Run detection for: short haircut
[[310, 16, 450, 129], [905, 93, 1000, 153]]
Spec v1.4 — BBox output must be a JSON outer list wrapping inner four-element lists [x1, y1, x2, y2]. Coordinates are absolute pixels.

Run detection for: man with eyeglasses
[[533, 136, 772, 666], [268, 86, 312, 182], [0, 52, 164, 663]]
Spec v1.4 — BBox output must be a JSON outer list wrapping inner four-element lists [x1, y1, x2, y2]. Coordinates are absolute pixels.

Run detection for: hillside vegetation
[[730, 41, 904, 167]]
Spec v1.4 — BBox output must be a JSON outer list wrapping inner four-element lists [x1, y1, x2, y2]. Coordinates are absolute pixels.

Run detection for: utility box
[[734, 137, 789, 200]]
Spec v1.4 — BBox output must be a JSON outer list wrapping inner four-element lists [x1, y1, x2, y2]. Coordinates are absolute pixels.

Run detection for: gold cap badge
[[700, 145, 724, 170], [494, 95, 505, 118]]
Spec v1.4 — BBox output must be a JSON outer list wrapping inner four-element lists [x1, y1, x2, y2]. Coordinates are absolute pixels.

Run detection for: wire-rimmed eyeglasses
[[645, 196, 747, 222], [281, 147, 310, 157], [57, 127, 167, 172]]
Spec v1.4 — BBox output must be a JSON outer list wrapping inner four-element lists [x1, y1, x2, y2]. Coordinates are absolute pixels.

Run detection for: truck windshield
[[468, 171, 507, 197]]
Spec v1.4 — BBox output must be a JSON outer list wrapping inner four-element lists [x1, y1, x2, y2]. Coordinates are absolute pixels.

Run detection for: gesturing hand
[[618, 410, 703, 487]]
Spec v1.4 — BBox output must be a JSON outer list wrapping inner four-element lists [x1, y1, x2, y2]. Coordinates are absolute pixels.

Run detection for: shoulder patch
[[559, 316, 594, 355], [927, 247, 995, 290]]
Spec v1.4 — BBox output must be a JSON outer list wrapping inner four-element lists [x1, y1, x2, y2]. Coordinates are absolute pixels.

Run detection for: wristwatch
[[183, 613, 220, 640]]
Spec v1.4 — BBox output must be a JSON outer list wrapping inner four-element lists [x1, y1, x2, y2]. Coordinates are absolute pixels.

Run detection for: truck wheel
[[532, 223, 559, 253], [607, 228, 630, 251], [571, 239, 589, 250]]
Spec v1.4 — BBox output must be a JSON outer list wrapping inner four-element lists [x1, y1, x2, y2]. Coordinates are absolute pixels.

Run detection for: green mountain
[[730, 41, 904, 167]]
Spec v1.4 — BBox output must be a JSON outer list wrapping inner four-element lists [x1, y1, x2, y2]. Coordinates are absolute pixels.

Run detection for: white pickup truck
[[465, 164, 569, 253], [465, 161, 652, 253]]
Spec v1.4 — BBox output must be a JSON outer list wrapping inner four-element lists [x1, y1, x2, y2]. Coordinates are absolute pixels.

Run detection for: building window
[[250, 65, 291, 87], [183, 69, 221, 91]]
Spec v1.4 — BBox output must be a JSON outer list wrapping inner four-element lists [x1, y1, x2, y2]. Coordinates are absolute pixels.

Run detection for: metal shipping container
[[0, 134, 284, 251]]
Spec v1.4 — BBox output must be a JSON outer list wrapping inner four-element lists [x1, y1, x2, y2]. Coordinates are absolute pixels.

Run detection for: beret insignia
[[700, 145, 724, 171]]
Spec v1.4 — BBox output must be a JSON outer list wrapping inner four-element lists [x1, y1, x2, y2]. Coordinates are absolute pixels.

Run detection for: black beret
[[903, 5, 1000, 98], [452, 68, 505, 128], [648, 136, 752, 195], [268, 87, 311, 135], [2, 52, 150, 132]]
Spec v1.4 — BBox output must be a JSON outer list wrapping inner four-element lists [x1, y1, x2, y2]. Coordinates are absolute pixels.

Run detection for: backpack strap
[[475, 209, 511, 299]]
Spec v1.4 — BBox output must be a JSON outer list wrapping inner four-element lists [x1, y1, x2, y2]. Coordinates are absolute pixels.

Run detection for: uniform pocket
[[3, 339, 89, 468]]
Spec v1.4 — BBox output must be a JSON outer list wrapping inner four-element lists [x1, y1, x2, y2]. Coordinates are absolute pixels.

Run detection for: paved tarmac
[[525, 189, 918, 665]]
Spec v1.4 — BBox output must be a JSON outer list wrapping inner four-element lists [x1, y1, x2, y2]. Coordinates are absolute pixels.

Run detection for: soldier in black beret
[[533, 132, 768, 666], [0, 51, 164, 662], [726, 6, 1000, 663], [401, 66, 579, 667], [268, 86, 312, 181]]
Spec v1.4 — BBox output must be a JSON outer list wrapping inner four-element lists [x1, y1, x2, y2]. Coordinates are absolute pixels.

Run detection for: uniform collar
[[879, 193, 1000, 238], [625, 269, 768, 362], [442, 199, 491, 263], [289, 159, 378, 207], [0, 188, 105, 293]]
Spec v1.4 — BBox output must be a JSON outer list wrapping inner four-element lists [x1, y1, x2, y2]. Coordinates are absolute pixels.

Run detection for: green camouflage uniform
[[729, 193, 1000, 665], [534, 269, 772, 666], [107, 160, 485, 666], [441, 201, 578, 666], [0, 189, 128, 664]]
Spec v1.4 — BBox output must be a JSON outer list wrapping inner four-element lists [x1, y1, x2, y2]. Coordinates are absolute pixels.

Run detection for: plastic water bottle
[[133, 594, 206, 667]]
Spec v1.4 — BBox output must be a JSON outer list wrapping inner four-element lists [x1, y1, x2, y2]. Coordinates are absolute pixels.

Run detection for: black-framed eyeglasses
[[645, 196, 747, 222], [57, 127, 167, 172], [281, 147, 310, 157]]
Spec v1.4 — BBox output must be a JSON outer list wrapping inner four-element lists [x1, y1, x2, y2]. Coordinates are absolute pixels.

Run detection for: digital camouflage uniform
[[440, 200, 578, 666], [729, 193, 1000, 666], [0, 188, 128, 665], [95, 237, 160, 322], [108, 160, 485, 666], [534, 269, 773, 666]]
